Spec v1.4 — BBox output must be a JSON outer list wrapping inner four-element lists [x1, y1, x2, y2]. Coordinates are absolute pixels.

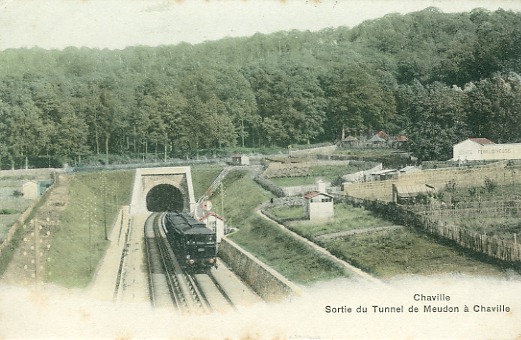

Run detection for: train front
[[183, 227, 217, 270]]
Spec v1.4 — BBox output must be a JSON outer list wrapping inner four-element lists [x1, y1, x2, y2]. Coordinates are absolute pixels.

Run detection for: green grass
[[211, 170, 270, 224], [325, 228, 508, 278], [191, 164, 225, 198], [46, 170, 133, 287], [210, 170, 350, 284], [422, 182, 521, 238], [269, 206, 305, 220], [0, 209, 19, 215], [271, 203, 394, 238], [230, 216, 350, 284]]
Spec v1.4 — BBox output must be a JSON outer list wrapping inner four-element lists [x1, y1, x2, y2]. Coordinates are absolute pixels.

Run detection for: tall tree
[[404, 81, 469, 161]]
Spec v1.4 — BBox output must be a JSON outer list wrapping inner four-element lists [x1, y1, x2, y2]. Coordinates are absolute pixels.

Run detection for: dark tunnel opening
[[146, 184, 184, 212]]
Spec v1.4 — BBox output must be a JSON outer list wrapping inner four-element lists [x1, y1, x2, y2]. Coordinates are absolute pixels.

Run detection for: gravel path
[[314, 225, 404, 241]]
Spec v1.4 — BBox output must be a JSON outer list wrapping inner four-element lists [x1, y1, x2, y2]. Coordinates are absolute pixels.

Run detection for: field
[[210, 170, 351, 284], [190, 164, 225, 198], [412, 181, 521, 240], [5, 160, 518, 287], [325, 228, 509, 278], [268, 201, 515, 279], [270, 203, 394, 238], [46, 171, 133, 287]]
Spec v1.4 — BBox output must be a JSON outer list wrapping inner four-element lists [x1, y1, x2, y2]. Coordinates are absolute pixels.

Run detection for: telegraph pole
[[103, 173, 108, 240], [34, 220, 39, 286]]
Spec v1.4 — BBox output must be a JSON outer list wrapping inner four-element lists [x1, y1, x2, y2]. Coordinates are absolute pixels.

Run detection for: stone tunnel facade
[[130, 167, 196, 215]]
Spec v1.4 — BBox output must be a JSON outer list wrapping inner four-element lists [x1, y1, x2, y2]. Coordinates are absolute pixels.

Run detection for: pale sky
[[0, 0, 520, 51]]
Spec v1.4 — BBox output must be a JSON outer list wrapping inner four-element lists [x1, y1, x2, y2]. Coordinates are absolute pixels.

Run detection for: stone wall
[[0, 168, 61, 178], [218, 237, 303, 302]]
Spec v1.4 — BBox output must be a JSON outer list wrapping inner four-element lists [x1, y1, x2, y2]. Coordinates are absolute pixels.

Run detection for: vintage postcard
[[0, 0, 520, 339]]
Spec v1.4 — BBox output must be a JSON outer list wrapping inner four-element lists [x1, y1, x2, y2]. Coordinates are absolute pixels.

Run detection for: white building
[[453, 138, 521, 161], [304, 191, 334, 221], [22, 180, 39, 199]]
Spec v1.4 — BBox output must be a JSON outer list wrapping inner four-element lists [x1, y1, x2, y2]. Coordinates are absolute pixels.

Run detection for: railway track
[[144, 212, 237, 313]]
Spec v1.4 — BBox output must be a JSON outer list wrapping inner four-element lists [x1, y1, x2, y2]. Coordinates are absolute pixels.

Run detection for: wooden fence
[[343, 161, 520, 202], [411, 200, 521, 221], [337, 195, 521, 264]]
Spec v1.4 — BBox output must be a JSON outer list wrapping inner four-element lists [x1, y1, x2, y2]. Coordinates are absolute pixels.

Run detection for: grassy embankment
[[209, 170, 350, 285], [45, 164, 222, 288], [46, 171, 133, 287], [325, 229, 508, 278], [271, 204, 394, 238], [191, 164, 225, 198], [269, 200, 509, 279]]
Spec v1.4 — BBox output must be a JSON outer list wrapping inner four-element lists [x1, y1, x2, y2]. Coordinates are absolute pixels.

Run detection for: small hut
[[231, 154, 250, 166], [392, 183, 436, 203], [304, 181, 334, 221], [22, 181, 39, 199]]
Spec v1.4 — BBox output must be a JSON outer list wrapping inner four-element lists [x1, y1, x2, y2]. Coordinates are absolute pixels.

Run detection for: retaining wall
[[0, 168, 62, 178], [289, 145, 336, 157], [218, 236, 303, 302]]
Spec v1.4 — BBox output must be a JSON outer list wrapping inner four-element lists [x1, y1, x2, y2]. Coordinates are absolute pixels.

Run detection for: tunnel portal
[[146, 184, 184, 212]]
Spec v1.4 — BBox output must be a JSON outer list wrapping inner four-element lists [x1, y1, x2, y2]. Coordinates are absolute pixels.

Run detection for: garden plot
[[269, 203, 395, 239], [411, 181, 521, 240], [324, 228, 510, 278]]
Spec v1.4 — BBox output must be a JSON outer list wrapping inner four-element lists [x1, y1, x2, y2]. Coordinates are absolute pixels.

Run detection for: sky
[[0, 0, 520, 51]]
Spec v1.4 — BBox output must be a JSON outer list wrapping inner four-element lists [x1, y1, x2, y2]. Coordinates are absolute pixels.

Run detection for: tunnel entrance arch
[[130, 167, 196, 215], [146, 184, 184, 212]]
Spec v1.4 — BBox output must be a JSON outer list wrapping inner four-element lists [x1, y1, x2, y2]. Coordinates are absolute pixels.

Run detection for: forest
[[0, 7, 520, 168]]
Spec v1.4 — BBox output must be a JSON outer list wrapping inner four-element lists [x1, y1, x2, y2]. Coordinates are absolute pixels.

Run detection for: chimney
[[316, 179, 326, 193]]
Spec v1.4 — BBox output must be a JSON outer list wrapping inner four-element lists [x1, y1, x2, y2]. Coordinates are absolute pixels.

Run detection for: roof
[[304, 191, 333, 199], [394, 135, 408, 142], [394, 184, 436, 198], [369, 135, 386, 143], [399, 165, 419, 173], [371, 169, 397, 175], [166, 211, 211, 234], [376, 130, 389, 139], [342, 136, 358, 142], [467, 138, 495, 145]]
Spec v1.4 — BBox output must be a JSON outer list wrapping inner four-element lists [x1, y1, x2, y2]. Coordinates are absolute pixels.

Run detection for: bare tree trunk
[[105, 134, 110, 165]]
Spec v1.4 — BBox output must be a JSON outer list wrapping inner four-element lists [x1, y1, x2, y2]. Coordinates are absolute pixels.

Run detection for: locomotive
[[162, 211, 217, 270]]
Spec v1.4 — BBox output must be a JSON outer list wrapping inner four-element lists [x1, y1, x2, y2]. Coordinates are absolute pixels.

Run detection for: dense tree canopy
[[1, 8, 521, 167]]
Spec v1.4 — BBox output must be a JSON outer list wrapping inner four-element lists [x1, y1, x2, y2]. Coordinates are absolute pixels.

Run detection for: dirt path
[[314, 225, 403, 242]]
